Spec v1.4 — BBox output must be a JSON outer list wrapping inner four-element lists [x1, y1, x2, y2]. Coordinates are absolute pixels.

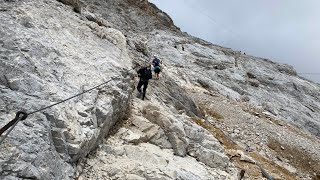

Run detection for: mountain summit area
[[0, 0, 319, 179]]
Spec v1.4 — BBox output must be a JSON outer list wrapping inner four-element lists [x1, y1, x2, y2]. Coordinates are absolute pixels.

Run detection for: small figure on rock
[[151, 55, 162, 80], [137, 63, 153, 100]]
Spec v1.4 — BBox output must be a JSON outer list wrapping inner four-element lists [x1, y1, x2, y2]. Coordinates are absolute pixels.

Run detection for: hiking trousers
[[137, 80, 149, 100]]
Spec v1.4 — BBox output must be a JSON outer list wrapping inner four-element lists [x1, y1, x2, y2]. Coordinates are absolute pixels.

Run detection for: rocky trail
[[1, 0, 320, 179], [188, 88, 320, 179], [76, 76, 238, 180], [76, 68, 320, 180]]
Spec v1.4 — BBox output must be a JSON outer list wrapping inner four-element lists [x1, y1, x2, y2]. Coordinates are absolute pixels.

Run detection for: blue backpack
[[152, 58, 160, 67]]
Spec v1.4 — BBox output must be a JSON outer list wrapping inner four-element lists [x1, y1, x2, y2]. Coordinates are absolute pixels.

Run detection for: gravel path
[[188, 87, 320, 179]]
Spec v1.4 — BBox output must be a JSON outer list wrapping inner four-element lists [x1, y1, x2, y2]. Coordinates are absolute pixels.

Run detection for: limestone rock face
[[78, 100, 238, 180], [145, 30, 320, 137], [1, 0, 319, 179], [0, 0, 133, 179]]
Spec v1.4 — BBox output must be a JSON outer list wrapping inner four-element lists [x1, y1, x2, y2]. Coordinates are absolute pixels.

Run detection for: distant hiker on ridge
[[151, 55, 162, 80], [137, 63, 153, 100]]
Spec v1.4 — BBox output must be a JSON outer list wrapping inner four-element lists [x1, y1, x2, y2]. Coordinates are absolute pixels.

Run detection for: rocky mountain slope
[[0, 0, 319, 179]]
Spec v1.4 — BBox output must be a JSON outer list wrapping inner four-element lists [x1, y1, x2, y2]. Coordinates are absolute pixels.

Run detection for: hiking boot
[[136, 90, 142, 98]]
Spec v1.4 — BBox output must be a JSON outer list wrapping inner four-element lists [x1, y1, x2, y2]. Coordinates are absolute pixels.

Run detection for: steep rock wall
[[0, 0, 133, 179]]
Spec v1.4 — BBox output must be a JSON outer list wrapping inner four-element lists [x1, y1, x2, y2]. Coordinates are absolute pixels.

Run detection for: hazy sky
[[150, 0, 320, 83]]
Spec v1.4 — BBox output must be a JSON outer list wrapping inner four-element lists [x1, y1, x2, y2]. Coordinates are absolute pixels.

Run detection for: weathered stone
[[57, 0, 83, 13], [175, 170, 202, 180], [0, 0, 133, 179], [167, 132, 188, 157], [1, 0, 319, 179], [188, 143, 229, 169], [126, 174, 145, 180]]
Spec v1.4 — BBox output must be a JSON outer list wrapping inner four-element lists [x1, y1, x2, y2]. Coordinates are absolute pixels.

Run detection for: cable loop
[[16, 111, 28, 121]]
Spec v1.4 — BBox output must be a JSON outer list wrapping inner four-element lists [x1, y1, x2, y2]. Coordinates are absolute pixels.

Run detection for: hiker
[[151, 55, 161, 79], [137, 64, 153, 100]]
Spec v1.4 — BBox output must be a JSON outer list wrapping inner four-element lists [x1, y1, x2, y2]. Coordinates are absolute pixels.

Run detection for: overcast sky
[[150, 0, 320, 83]]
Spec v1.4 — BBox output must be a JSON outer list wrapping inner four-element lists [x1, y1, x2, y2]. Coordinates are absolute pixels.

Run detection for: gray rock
[[167, 132, 188, 157], [188, 143, 229, 169], [1, 0, 319, 179], [0, 0, 133, 178], [126, 174, 146, 180], [175, 170, 202, 180]]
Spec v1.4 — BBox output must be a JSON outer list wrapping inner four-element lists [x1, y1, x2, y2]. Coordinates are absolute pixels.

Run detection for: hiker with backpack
[[137, 63, 153, 100], [151, 55, 161, 80]]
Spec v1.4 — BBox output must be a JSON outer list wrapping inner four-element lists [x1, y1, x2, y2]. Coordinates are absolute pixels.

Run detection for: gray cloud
[[150, 0, 320, 83]]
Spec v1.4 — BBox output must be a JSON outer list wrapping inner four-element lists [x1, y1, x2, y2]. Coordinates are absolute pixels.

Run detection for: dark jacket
[[138, 67, 152, 81]]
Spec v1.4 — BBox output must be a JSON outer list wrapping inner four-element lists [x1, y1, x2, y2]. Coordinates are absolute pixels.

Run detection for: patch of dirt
[[189, 88, 320, 179], [268, 138, 320, 179], [199, 105, 224, 121], [237, 102, 318, 143], [193, 113, 297, 180], [193, 117, 235, 149]]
